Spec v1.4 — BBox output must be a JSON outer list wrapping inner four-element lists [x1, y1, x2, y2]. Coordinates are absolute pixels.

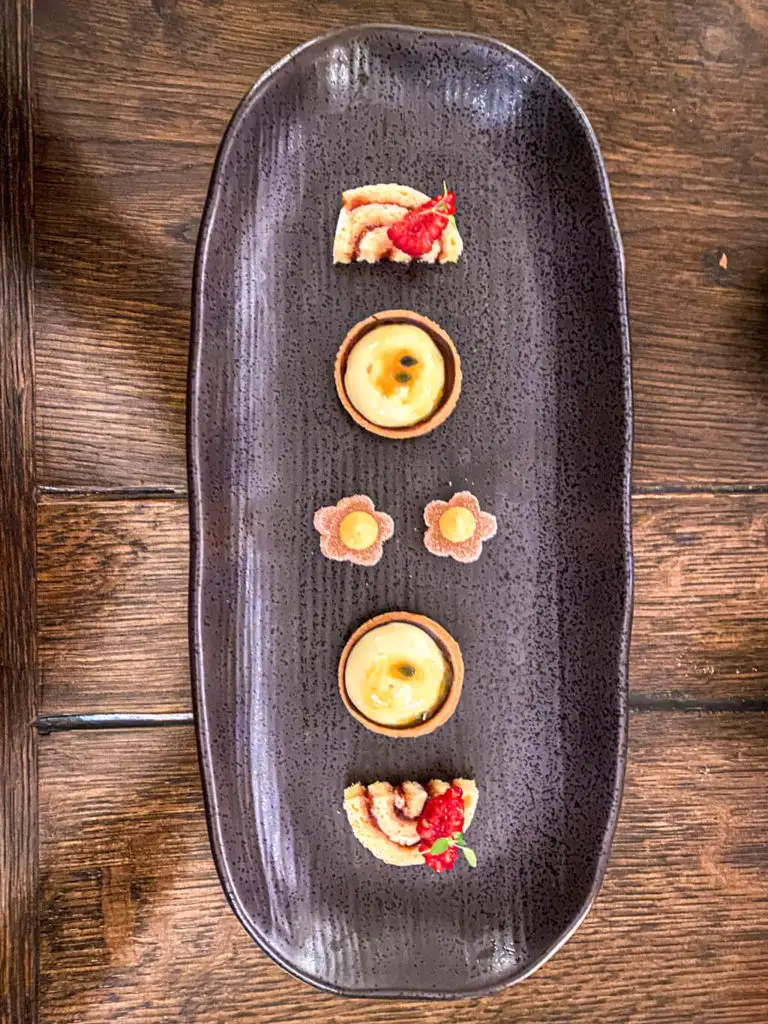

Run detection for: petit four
[[333, 183, 463, 264], [424, 491, 497, 562], [343, 778, 478, 871], [338, 611, 463, 737], [314, 495, 394, 566]]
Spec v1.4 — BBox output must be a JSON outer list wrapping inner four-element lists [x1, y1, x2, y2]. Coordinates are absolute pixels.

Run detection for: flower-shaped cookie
[[423, 491, 497, 563], [314, 495, 394, 566]]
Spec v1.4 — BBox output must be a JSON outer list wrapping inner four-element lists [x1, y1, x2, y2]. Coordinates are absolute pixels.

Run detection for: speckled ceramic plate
[[189, 24, 632, 999]]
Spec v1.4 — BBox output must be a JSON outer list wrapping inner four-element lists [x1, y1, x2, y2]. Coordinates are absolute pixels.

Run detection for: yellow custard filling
[[339, 510, 379, 550], [344, 622, 450, 727], [344, 323, 445, 428], [439, 506, 476, 543]]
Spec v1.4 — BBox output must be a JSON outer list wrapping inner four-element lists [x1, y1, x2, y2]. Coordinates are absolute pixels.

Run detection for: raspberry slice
[[387, 186, 457, 258]]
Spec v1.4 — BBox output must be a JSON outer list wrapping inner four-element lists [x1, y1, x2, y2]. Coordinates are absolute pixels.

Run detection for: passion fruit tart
[[338, 611, 463, 737], [335, 311, 461, 439]]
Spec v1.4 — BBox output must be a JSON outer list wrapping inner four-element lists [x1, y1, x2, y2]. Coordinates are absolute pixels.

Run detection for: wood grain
[[38, 712, 768, 1023], [0, 3, 37, 1022], [632, 493, 768, 701], [37, 493, 768, 714], [38, 499, 189, 714], [33, 0, 768, 490]]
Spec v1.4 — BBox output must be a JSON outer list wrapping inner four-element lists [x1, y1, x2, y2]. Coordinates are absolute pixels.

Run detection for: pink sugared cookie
[[423, 491, 497, 563], [314, 495, 394, 567]]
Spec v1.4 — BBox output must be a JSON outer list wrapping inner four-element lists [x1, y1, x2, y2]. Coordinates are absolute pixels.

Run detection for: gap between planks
[[37, 712, 194, 733], [36, 483, 768, 503], [38, 487, 187, 502], [35, 698, 768, 734]]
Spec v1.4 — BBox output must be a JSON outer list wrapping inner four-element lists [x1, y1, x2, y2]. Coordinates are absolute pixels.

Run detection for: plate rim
[[187, 21, 634, 1000]]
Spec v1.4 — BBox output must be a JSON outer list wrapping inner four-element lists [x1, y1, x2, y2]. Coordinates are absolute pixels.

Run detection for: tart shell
[[334, 310, 462, 439], [338, 610, 464, 737]]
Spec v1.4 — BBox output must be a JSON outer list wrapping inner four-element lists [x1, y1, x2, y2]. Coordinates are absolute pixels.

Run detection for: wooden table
[[2, 1, 767, 1020]]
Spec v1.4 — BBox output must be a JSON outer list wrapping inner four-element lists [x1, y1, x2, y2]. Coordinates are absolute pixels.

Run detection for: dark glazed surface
[[189, 25, 631, 998]]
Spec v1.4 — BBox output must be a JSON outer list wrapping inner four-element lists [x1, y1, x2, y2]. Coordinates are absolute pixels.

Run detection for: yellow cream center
[[345, 622, 450, 727], [344, 323, 445, 428], [339, 510, 379, 551], [439, 506, 476, 543]]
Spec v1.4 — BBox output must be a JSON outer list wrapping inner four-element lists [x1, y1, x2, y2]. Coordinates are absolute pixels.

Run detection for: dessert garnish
[[314, 495, 394, 566], [343, 620, 451, 727], [343, 778, 478, 869], [387, 183, 457, 260], [333, 183, 463, 264], [424, 491, 497, 563], [416, 783, 477, 872]]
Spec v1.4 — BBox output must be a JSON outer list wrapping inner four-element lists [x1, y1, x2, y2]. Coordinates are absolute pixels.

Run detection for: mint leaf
[[461, 846, 477, 868], [429, 837, 451, 855], [453, 833, 467, 848]]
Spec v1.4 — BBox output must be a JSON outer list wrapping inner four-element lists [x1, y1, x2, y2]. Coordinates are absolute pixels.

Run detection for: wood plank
[[38, 712, 768, 1023], [37, 493, 768, 714], [33, 0, 768, 489], [0, 2, 38, 1022], [632, 493, 768, 700], [38, 499, 189, 715]]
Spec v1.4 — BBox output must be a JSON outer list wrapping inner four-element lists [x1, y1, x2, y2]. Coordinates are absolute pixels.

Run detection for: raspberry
[[387, 186, 457, 258], [416, 785, 465, 844], [422, 844, 459, 873], [416, 785, 467, 873]]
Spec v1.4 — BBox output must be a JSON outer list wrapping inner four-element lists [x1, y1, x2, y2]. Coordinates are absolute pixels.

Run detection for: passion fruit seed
[[400, 355, 418, 367], [439, 506, 477, 543], [397, 663, 416, 678], [339, 510, 379, 551], [394, 371, 411, 384]]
